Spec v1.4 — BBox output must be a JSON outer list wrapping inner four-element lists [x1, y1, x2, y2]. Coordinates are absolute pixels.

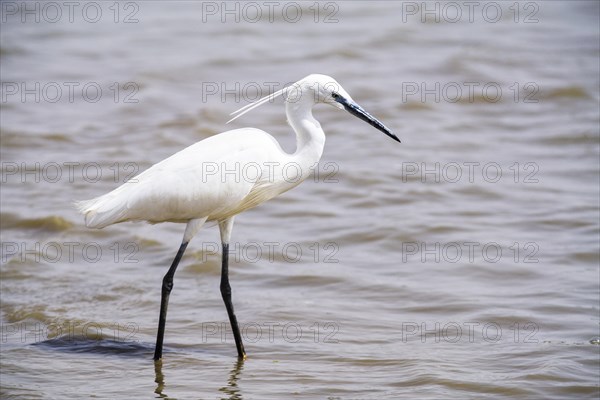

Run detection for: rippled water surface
[[1, 1, 599, 399]]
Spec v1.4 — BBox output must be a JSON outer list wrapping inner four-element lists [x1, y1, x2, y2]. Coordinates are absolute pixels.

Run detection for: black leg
[[220, 243, 246, 359], [154, 241, 189, 361]]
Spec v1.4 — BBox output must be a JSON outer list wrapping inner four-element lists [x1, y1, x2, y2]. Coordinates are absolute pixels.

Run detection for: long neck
[[285, 98, 326, 164]]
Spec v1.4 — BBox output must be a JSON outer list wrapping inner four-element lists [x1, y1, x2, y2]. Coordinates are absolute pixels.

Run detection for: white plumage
[[77, 128, 302, 228]]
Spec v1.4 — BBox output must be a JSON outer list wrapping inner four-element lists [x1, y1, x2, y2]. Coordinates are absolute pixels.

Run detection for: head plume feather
[[227, 82, 297, 124]]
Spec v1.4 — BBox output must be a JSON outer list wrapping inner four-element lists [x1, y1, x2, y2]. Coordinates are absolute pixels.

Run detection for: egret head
[[311, 75, 401, 143], [228, 74, 400, 143], [288, 74, 353, 108]]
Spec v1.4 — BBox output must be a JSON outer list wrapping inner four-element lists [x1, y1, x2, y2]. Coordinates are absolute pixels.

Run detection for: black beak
[[335, 96, 400, 143]]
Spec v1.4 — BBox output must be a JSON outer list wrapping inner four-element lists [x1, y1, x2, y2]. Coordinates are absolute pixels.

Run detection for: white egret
[[77, 74, 400, 360]]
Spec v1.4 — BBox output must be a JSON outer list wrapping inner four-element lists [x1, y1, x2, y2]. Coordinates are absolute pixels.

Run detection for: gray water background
[[1, 1, 599, 399]]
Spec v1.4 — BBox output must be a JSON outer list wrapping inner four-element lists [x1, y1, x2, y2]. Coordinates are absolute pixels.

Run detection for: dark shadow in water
[[154, 357, 245, 400], [37, 335, 245, 399], [33, 335, 152, 357]]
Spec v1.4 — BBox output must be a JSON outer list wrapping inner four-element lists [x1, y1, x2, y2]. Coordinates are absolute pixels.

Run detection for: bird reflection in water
[[153, 358, 245, 400], [154, 359, 173, 399], [219, 358, 245, 400]]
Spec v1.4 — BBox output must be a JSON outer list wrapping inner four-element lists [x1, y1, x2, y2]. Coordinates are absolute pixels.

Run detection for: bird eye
[[331, 92, 340, 99]]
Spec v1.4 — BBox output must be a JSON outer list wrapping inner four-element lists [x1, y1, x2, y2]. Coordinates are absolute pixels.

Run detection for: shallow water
[[1, 1, 599, 399]]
